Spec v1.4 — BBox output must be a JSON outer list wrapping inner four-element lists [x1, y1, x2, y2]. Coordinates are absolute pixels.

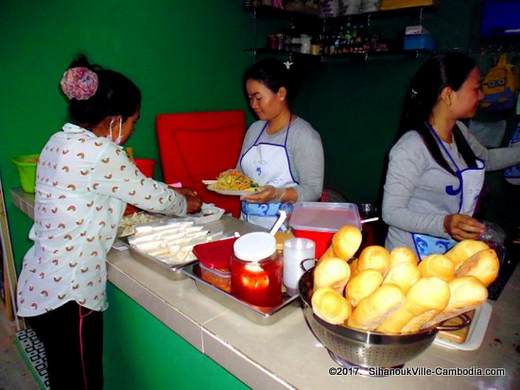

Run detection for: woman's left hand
[[241, 185, 284, 203]]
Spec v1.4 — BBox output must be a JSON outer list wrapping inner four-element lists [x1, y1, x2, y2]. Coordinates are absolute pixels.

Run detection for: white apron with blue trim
[[412, 127, 486, 260], [239, 121, 297, 230]]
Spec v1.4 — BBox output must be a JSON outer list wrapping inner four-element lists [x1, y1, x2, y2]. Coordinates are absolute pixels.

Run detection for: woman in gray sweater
[[238, 59, 324, 230], [382, 52, 520, 259]]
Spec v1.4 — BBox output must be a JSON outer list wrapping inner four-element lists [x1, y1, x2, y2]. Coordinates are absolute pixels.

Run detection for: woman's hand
[[444, 214, 485, 241], [241, 185, 285, 204], [174, 187, 202, 213], [174, 187, 198, 197], [185, 194, 202, 214]]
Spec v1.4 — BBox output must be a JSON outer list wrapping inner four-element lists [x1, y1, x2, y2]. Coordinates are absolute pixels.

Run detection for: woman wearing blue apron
[[382, 53, 520, 260], [237, 59, 325, 230]]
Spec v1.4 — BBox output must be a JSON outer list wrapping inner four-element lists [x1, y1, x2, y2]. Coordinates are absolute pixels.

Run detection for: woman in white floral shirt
[[16, 55, 202, 389]]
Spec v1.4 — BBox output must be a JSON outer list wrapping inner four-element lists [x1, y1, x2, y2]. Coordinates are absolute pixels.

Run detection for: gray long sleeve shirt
[[237, 117, 324, 202], [383, 121, 520, 251]]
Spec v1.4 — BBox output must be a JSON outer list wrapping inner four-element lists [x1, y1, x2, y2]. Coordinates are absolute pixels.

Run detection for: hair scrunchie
[[60, 67, 98, 100]]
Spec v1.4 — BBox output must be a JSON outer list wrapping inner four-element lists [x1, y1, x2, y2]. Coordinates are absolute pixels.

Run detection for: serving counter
[[11, 189, 520, 389]]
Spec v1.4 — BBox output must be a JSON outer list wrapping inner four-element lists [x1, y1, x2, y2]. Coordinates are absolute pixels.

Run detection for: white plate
[[433, 301, 493, 351], [186, 203, 225, 224], [206, 183, 258, 196]]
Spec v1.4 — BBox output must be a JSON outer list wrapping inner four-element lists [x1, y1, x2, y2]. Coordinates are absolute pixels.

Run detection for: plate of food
[[206, 169, 260, 196]]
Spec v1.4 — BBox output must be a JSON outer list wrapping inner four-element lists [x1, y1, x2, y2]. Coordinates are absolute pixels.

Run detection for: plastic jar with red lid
[[231, 232, 282, 307]]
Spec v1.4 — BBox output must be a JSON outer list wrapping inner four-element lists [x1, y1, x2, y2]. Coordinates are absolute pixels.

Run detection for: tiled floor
[[0, 315, 41, 390]]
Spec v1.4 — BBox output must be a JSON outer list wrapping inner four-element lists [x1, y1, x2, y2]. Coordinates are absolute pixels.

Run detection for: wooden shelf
[[251, 3, 437, 23], [244, 47, 428, 63]]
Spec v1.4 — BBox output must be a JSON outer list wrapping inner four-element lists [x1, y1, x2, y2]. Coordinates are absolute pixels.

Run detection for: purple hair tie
[[60, 67, 98, 100]]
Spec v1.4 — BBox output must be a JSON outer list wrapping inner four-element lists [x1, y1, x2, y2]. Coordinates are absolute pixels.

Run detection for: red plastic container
[[231, 232, 282, 307], [125, 159, 156, 215], [192, 237, 237, 270], [134, 158, 156, 178], [289, 202, 361, 259], [292, 230, 335, 260]]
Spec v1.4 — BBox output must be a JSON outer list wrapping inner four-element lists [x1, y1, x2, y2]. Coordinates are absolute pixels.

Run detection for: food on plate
[[347, 284, 405, 331], [418, 254, 455, 281], [319, 225, 362, 262], [389, 247, 418, 267], [377, 277, 450, 334], [214, 169, 258, 191], [455, 248, 500, 287], [357, 245, 391, 277], [313, 257, 350, 294], [312, 287, 352, 325], [421, 276, 488, 329], [345, 269, 383, 307], [382, 262, 421, 294]]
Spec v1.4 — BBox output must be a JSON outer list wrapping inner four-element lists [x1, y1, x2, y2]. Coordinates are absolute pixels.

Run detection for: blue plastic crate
[[403, 34, 436, 51]]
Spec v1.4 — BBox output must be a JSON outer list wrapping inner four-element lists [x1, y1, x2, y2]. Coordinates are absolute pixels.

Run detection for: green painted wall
[[0, 0, 254, 269]]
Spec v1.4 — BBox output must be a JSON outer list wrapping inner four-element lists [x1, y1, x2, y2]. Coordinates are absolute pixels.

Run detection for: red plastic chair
[[156, 110, 246, 217]]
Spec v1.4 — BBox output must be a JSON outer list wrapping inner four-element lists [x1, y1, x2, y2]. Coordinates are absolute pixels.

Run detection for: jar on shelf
[[231, 232, 283, 307]]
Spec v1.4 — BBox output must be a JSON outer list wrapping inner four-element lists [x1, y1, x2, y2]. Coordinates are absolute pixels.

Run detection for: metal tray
[[182, 263, 299, 325], [129, 244, 196, 281]]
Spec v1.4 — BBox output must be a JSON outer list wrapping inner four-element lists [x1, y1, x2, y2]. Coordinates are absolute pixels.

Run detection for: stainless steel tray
[[182, 263, 299, 325], [129, 244, 196, 281]]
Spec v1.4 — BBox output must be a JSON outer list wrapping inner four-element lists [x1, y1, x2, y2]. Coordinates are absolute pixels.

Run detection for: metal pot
[[299, 268, 470, 370]]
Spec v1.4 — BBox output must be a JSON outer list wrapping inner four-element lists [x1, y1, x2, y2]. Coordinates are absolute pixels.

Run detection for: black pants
[[29, 301, 103, 390]]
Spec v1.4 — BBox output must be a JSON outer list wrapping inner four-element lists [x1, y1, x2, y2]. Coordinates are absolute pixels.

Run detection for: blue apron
[[412, 125, 485, 259], [239, 120, 298, 230]]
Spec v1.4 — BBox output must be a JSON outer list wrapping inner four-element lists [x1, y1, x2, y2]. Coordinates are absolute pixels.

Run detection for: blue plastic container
[[403, 34, 435, 51]]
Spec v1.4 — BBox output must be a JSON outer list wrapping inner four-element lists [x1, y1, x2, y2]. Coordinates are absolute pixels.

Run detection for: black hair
[[64, 54, 141, 128], [398, 52, 478, 175], [243, 58, 294, 102]]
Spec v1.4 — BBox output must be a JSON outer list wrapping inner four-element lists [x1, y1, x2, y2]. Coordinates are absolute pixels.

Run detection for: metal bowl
[[299, 268, 470, 370]]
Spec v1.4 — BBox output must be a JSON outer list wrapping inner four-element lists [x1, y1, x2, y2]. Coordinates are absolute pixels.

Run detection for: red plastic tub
[[134, 158, 156, 178], [125, 159, 156, 215], [289, 202, 361, 259], [292, 229, 335, 260]]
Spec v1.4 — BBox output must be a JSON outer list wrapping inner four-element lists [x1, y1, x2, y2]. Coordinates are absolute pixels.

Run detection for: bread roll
[[421, 276, 488, 329], [349, 258, 359, 278], [455, 249, 499, 287], [357, 245, 391, 277], [376, 277, 450, 334], [312, 287, 352, 325], [390, 247, 418, 268], [445, 240, 490, 270], [382, 262, 421, 294], [313, 257, 351, 294], [345, 270, 383, 306], [418, 254, 455, 281], [332, 225, 362, 261], [347, 284, 404, 331], [319, 245, 336, 262]]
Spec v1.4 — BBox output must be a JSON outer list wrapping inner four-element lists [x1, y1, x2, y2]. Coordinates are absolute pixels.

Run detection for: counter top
[[11, 189, 520, 389]]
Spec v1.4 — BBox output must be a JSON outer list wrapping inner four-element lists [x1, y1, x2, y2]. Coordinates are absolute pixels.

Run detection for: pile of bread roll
[[311, 225, 499, 334]]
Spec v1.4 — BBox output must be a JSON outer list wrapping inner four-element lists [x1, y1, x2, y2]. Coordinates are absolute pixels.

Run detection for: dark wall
[[288, 0, 494, 203]]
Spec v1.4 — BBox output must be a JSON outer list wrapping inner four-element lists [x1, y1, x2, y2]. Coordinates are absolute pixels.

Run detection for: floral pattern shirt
[[17, 123, 186, 316]]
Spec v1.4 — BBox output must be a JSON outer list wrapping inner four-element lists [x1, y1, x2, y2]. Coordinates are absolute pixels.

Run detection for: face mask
[[108, 117, 124, 145]]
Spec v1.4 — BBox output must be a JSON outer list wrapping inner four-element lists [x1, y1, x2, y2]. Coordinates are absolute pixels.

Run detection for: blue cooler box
[[403, 34, 436, 51]]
